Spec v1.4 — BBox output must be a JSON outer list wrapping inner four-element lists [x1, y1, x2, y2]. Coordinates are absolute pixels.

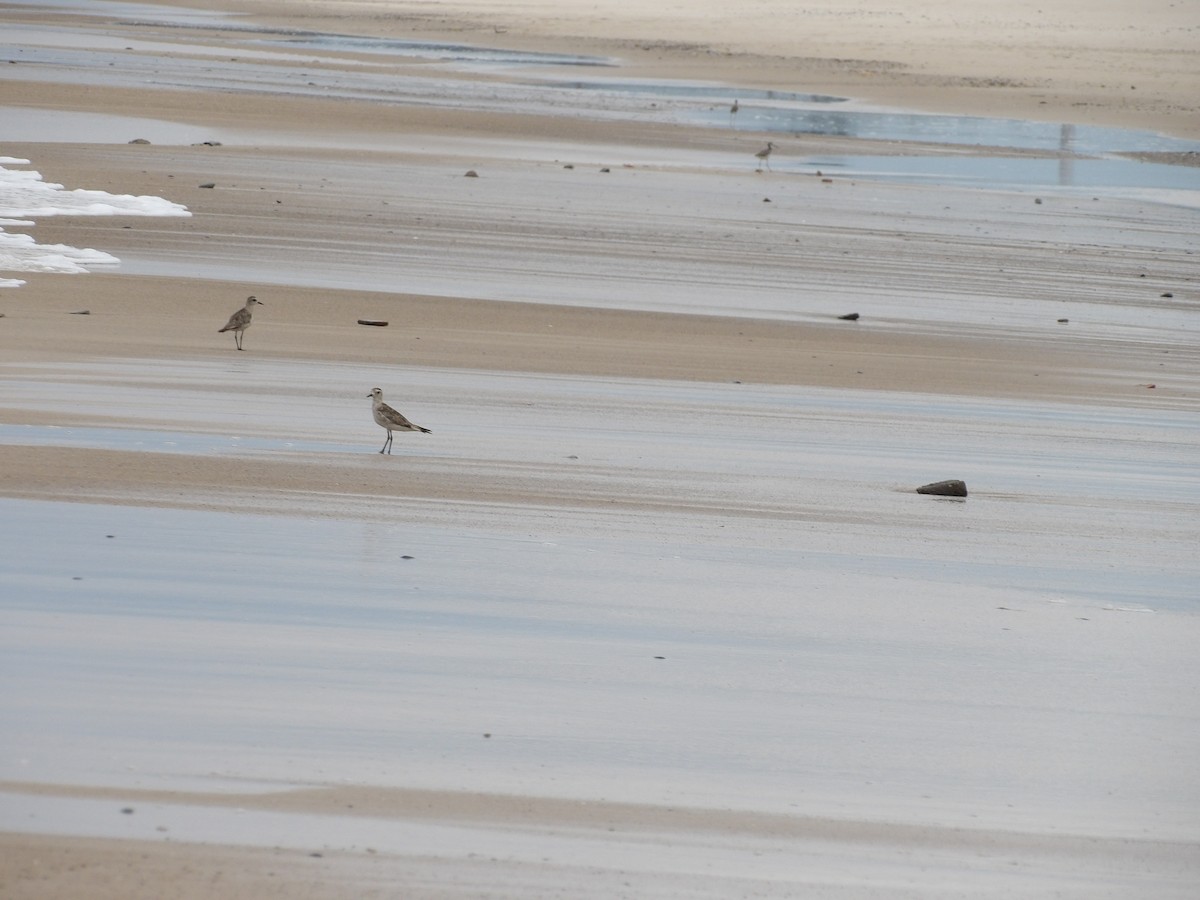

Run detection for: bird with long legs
[[218, 295, 262, 350], [367, 387, 431, 454], [755, 141, 774, 171]]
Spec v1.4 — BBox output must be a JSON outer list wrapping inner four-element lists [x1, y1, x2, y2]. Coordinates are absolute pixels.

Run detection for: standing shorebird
[[218, 295, 262, 350], [368, 387, 431, 454], [755, 142, 774, 172], [729, 99, 739, 126]]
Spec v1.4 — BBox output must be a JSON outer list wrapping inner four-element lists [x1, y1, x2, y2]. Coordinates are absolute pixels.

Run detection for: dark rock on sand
[[916, 479, 968, 497]]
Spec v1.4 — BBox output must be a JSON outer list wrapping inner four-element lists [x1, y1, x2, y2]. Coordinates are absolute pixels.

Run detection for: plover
[[218, 295, 261, 350], [755, 142, 774, 171], [368, 387, 431, 454]]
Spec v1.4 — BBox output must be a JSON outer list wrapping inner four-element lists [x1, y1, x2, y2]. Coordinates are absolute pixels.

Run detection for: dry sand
[[211, 0, 1200, 140], [2, 0, 1199, 897]]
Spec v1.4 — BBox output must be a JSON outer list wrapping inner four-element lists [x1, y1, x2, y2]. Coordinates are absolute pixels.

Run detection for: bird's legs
[[379, 431, 393, 454], [234, 332, 244, 350]]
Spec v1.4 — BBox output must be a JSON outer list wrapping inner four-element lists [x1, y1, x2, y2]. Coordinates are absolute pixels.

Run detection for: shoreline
[[176, 0, 1200, 141], [3, 3, 1199, 897], [5, 0, 1199, 142]]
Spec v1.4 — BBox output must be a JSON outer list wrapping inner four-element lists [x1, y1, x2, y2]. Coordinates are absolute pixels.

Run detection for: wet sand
[[2, 1, 1199, 897]]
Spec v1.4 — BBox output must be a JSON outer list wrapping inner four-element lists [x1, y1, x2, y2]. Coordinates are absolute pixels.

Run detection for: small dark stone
[[128, 138, 150, 145], [464, 170, 478, 178], [401, 555, 414, 560], [357, 319, 388, 327], [916, 479, 968, 497], [838, 312, 860, 321], [1057, 318, 1069, 323], [121, 807, 134, 815], [763, 197, 771, 202], [599, 167, 610, 173], [199, 182, 215, 188], [1161, 292, 1173, 298], [69, 310, 90, 315]]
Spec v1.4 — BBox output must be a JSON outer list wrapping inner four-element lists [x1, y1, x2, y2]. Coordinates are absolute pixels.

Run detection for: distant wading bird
[[729, 99, 739, 126], [218, 295, 261, 350], [368, 387, 431, 454], [755, 141, 774, 172]]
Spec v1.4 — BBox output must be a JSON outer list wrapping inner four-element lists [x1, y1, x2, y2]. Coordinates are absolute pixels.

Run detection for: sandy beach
[[2, 0, 1199, 897]]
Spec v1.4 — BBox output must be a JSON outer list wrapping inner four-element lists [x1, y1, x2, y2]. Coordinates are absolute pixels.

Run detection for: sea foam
[[0, 157, 190, 287]]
